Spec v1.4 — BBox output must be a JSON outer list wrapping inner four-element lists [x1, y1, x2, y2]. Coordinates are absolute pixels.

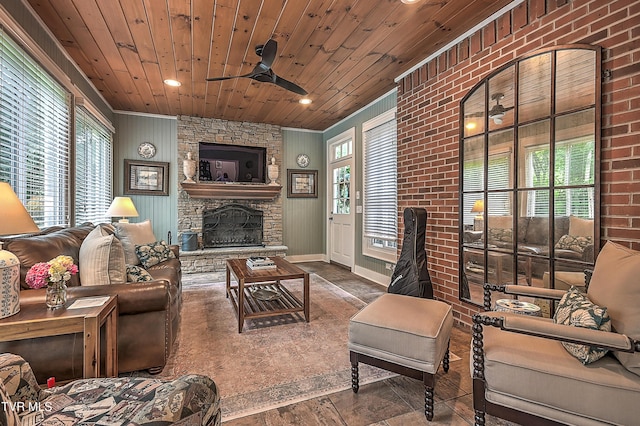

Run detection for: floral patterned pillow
[[555, 234, 593, 253], [126, 264, 153, 282], [487, 227, 513, 244], [135, 241, 176, 269], [553, 286, 611, 364]]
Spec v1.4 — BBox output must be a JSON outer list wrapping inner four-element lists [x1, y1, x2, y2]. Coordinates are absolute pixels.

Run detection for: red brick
[[512, 2, 528, 29]]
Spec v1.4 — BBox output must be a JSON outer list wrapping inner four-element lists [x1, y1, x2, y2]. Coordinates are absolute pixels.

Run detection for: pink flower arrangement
[[25, 255, 79, 289]]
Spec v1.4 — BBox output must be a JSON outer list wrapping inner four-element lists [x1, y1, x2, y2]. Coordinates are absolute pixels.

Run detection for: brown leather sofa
[[0, 223, 182, 383]]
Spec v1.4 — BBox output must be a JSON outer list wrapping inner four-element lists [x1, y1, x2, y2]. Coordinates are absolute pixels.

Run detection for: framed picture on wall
[[287, 169, 318, 198], [124, 159, 169, 196]]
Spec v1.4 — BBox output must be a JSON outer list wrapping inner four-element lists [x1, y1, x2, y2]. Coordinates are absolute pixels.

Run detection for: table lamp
[[0, 182, 40, 319], [471, 199, 484, 231], [106, 197, 139, 223]]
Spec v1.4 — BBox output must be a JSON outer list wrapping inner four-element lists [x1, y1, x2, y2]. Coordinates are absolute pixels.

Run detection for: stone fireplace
[[177, 116, 287, 273]]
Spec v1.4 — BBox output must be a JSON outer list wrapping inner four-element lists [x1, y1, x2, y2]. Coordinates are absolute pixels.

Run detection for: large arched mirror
[[459, 45, 601, 311]]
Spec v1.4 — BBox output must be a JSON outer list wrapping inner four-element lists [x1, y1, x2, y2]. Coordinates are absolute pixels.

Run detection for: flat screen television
[[198, 142, 267, 183]]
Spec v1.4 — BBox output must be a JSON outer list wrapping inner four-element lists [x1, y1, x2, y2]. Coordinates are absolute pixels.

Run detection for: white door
[[328, 131, 354, 268]]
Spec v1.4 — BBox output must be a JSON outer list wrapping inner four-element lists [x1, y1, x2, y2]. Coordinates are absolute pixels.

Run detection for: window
[[525, 138, 595, 218], [0, 26, 71, 227], [75, 107, 113, 224], [0, 26, 112, 229], [363, 109, 397, 262]]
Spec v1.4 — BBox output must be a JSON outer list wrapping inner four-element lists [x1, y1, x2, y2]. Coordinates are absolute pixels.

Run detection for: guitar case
[[388, 207, 433, 299]]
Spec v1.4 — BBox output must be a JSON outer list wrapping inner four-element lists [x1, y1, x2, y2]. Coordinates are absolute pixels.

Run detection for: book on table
[[246, 256, 276, 270]]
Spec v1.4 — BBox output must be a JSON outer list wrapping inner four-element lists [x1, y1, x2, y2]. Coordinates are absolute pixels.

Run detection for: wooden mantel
[[181, 182, 282, 200]]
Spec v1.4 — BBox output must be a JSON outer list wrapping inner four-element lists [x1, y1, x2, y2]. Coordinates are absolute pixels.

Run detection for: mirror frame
[[458, 44, 601, 307]]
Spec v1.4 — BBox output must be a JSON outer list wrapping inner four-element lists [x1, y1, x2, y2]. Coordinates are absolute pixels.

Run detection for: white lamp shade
[[0, 182, 39, 236], [0, 182, 39, 319], [106, 197, 139, 221]]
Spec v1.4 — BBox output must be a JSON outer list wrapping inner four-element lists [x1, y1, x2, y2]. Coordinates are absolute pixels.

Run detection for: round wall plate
[[296, 153, 310, 168], [137, 142, 156, 159]]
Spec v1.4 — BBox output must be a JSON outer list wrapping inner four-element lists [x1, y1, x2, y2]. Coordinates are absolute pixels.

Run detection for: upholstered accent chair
[[472, 241, 640, 426], [0, 353, 220, 425]]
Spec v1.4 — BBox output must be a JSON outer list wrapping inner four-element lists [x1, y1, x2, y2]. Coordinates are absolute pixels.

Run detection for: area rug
[[153, 273, 397, 421]]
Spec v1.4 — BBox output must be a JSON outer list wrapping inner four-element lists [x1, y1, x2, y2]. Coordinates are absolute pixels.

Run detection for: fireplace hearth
[[202, 204, 263, 248]]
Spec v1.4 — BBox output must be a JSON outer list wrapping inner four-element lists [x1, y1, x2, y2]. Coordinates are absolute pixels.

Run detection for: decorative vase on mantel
[[267, 157, 279, 185], [46, 280, 68, 309], [183, 152, 196, 183]]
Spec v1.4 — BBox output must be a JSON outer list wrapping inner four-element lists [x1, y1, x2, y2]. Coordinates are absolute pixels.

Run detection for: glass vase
[[46, 281, 68, 309]]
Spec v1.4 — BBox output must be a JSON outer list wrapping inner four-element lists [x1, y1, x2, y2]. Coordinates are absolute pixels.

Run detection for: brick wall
[[396, 0, 640, 326]]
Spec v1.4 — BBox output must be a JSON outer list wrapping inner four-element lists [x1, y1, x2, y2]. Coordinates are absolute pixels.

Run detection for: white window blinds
[[363, 111, 397, 242], [75, 107, 112, 224], [0, 26, 71, 227]]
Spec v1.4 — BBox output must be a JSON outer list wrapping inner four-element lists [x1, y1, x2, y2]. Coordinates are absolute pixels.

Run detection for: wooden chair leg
[[425, 384, 434, 421], [443, 341, 450, 373], [351, 362, 359, 393]]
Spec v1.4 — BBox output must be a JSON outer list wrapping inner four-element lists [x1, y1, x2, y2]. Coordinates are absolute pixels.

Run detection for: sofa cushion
[[555, 234, 593, 254], [126, 264, 153, 282], [553, 287, 611, 364], [135, 240, 176, 269], [569, 215, 593, 237], [588, 241, 640, 376], [2, 224, 95, 289], [79, 226, 126, 285], [115, 220, 156, 265]]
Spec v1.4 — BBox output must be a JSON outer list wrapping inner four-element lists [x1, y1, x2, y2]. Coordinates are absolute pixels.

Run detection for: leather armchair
[[472, 242, 640, 425]]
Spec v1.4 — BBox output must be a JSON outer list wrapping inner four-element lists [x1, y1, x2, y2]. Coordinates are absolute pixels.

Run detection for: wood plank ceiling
[[27, 0, 513, 130]]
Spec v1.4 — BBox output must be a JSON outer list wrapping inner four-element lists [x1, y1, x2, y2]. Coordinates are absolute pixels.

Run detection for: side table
[[0, 295, 118, 378]]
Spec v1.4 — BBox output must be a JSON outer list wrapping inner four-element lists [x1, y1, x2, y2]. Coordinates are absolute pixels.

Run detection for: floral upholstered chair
[[0, 353, 221, 425]]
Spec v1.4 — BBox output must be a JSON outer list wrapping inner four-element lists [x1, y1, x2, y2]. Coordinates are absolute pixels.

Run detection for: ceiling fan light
[[299, 98, 312, 105], [401, 0, 422, 4], [164, 79, 181, 87], [493, 116, 504, 125]]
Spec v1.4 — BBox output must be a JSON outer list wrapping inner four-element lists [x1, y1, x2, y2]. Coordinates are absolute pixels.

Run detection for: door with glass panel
[[328, 131, 354, 268]]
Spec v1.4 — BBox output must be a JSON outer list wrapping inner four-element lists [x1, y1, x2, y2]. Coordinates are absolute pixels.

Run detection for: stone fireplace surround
[[177, 116, 287, 273]]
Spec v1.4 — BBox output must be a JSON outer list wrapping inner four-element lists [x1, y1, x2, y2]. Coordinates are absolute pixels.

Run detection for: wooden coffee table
[[226, 257, 309, 333]]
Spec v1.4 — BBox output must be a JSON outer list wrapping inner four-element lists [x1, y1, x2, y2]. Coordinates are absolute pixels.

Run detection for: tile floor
[[220, 261, 516, 426]]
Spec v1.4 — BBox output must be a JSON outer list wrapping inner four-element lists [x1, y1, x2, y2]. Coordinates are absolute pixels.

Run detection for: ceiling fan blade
[[205, 73, 251, 82], [260, 39, 277, 69], [274, 75, 308, 96]]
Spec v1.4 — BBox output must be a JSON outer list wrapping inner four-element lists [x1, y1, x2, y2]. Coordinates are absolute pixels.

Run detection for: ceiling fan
[[487, 92, 513, 124], [464, 92, 514, 124], [206, 38, 308, 96]]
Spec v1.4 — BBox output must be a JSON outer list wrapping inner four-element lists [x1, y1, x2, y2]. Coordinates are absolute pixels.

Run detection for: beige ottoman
[[348, 293, 453, 421]]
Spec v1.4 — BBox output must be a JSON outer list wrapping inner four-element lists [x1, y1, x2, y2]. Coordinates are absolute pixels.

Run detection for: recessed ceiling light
[[164, 79, 181, 87], [299, 98, 312, 105]]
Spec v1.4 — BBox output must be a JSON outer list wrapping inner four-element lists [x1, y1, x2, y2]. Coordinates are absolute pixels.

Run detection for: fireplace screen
[[202, 204, 263, 247]]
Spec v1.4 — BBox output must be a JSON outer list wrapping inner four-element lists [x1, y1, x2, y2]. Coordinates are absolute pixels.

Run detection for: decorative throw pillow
[[569, 215, 593, 237], [115, 220, 157, 265], [487, 228, 513, 244], [126, 264, 153, 282], [555, 234, 593, 253], [553, 287, 611, 364], [135, 241, 176, 269], [79, 226, 126, 285], [588, 241, 640, 376]]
